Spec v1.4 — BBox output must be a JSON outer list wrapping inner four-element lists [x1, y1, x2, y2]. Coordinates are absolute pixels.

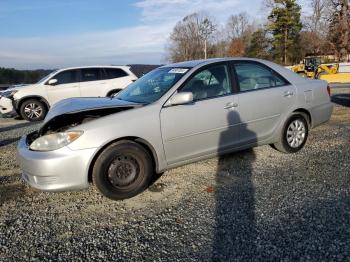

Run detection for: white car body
[[0, 65, 137, 119]]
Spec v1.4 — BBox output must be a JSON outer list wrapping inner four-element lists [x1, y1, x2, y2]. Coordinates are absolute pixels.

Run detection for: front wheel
[[272, 114, 309, 153], [92, 141, 153, 200], [20, 99, 47, 122]]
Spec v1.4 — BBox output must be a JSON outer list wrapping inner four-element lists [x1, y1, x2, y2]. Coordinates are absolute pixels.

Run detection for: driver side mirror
[[165, 92, 193, 107], [48, 79, 58, 85]]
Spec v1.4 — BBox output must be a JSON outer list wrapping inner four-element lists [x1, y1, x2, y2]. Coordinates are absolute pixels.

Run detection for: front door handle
[[284, 91, 294, 97], [224, 102, 238, 109]]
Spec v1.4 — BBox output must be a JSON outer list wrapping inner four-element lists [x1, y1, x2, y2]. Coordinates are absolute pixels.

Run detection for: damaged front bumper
[[17, 133, 97, 191], [0, 97, 16, 116], [17, 97, 143, 191]]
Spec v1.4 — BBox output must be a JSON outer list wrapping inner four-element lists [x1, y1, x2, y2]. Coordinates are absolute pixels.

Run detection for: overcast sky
[[0, 0, 309, 69]]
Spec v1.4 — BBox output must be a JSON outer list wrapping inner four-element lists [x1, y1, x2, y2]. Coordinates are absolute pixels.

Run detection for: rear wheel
[[20, 99, 47, 122], [92, 141, 153, 200], [272, 113, 309, 153]]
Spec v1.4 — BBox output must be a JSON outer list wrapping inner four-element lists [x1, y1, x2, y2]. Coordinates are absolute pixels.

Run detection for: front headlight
[[29, 131, 83, 151], [1, 90, 18, 98]]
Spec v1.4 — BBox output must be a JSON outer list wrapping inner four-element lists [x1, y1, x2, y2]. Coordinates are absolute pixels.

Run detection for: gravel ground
[[0, 88, 349, 261]]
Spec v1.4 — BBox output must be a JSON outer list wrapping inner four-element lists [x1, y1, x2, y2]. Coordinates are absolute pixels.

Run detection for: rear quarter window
[[103, 68, 128, 80]]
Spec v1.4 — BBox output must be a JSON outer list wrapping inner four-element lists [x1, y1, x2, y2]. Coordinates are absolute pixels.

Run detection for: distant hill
[[128, 64, 162, 78]]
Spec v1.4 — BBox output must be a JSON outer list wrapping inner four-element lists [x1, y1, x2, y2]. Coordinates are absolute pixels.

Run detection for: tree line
[[0, 68, 52, 85], [167, 0, 350, 65]]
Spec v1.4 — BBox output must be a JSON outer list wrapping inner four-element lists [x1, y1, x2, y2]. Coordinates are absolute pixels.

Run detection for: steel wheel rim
[[286, 119, 306, 148], [24, 103, 43, 119], [107, 155, 140, 188]]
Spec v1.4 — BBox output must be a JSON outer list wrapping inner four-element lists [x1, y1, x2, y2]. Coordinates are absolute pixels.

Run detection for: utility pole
[[199, 17, 215, 60], [284, 27, 288, 65]]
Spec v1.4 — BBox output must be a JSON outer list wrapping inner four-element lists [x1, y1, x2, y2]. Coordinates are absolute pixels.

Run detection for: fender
[[13, 96, 51, 113], [106, 89, 122, 97]]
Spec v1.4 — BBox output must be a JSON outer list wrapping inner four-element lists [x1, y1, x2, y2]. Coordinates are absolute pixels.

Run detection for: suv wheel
[[92, 141, 153, 200], [20, 99, 47, 122], [272, 113, 309, 153]]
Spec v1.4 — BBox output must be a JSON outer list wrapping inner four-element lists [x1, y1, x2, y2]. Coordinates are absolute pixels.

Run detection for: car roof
[[57, 65, 131, 71], [161, 57, 271, 68], [160, 57, 309, 85]]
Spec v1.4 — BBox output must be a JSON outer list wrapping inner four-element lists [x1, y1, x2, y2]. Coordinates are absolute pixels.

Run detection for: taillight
[[327, 84, 331, 97]]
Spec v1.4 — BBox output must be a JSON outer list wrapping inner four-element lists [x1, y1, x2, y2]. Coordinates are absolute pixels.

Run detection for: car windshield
[[36, 70, 59, 84], [116, 67, 189, 104]]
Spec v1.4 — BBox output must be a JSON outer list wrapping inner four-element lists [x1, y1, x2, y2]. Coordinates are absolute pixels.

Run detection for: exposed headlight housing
[[1, 90, 18, 98], [29, 131, 83, 151]]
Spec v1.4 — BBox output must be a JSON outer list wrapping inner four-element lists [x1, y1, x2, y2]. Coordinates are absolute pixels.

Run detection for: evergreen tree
[[268, 0, 302, 65], [246, 29, 271, 59]]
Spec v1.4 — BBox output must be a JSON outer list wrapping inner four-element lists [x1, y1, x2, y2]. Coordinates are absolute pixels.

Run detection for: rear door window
[[81, 68, 101, 82], [233, 62, 288, 92]]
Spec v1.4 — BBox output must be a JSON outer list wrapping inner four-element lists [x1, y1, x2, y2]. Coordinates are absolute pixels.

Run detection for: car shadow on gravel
[[213, 111, 257, 260], [0, 122, 36, 133], [331, 93, 350, 107], [0, 137, 21, 147]]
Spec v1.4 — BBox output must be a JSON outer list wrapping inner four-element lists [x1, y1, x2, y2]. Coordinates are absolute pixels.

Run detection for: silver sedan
[[17, 58, 333, 200]]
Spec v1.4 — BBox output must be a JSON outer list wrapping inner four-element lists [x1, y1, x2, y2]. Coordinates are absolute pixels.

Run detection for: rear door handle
[[224, 102, 238, 109]]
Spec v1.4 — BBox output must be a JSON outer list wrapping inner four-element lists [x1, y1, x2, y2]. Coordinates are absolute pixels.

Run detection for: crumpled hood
[[44, 97, 141, 123], [1, 84, 31, 93]]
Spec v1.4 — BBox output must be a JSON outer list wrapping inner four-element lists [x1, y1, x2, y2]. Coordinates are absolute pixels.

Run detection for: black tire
[[316, 71, 328, 79], [272, 113, 309, 153], [92, 140, 153, 200], [20, 99, 47, 122]]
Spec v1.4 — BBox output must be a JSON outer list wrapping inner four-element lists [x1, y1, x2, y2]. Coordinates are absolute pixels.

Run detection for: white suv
[[0, 65, 137, 121]]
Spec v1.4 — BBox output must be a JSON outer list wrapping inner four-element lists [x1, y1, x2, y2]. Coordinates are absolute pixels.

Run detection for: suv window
[[234, 62, 288, 92], [181, 64, 232, 101], [53, 70, 78, 85], [81, 68, 101, 82], [103, 68, 128, 80]]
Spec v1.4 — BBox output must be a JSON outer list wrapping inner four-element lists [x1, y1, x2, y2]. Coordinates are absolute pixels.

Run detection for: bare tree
[[306, 0, 330, 34], [167, 13, 216, 62], [225, 12, 255, 57], [226, 12, 251, 40], [299, 0, 331, 56], [328, 0, 350, 61]]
